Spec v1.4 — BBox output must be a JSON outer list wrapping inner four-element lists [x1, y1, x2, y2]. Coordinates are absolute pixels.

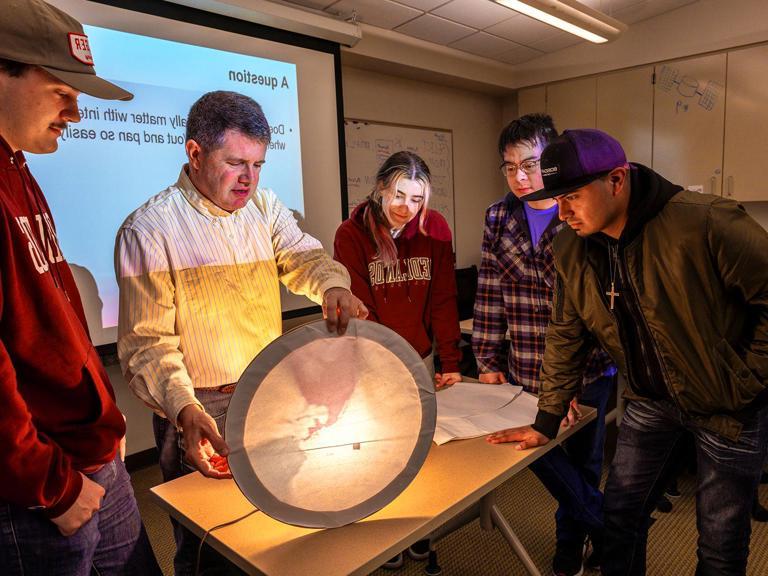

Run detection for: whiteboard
[[344, 119, 455, 236]]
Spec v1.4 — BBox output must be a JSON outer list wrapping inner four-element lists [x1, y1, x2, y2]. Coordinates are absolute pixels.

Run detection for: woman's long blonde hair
[[362, 151, 432, 265]]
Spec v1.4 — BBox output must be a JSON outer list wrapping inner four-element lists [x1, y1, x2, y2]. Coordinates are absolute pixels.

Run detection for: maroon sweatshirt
[[334, 203, 461, 373], [0, 135, 124, 517]]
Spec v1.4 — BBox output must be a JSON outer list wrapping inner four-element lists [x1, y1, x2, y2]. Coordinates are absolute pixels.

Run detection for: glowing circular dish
[[225, 319, 436, 528]]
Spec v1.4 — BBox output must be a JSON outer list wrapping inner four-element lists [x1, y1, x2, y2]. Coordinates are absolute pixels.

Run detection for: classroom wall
[[341, 65, 505, 268]]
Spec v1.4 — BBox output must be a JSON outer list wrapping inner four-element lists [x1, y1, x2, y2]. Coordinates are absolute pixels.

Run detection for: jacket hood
[[620, 163, 683, 245]]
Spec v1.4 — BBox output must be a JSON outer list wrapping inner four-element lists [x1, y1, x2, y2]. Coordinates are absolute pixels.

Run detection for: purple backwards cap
[[521, 129, 626, 202]]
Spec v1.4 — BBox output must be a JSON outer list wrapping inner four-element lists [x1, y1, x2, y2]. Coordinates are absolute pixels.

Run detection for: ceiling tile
[[612, 0, 697, 25], [449, 31, 521, 57], [579, 0, 644, 14], [608, 0, 647, 12], [496, 44, 545, 65], [527, 30, 583, 53], [326, 0, 422, 29], [485, 13, 562, 45], [432, 0, 516, 30], [393, 0, 450, 9], [283, 0, 338, 10], [395, 13, 476, 44]]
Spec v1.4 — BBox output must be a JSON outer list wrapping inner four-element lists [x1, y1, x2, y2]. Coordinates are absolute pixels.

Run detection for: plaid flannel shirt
[[472, 193, 615, 394]]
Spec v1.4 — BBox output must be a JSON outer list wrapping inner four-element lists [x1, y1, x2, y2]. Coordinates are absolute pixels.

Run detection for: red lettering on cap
[[68, 33, 94, 66]]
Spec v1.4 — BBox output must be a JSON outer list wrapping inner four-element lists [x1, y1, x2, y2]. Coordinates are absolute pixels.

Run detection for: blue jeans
[[154, 389, 243, 576], [528, 375, 614, 545], [603, 399, 768, 576], [0, 454, 160, 576]]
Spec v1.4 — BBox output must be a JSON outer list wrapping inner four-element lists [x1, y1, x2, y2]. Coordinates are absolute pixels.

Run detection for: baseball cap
[[0, 0, 132, 101], [521, 129, 626, 202]]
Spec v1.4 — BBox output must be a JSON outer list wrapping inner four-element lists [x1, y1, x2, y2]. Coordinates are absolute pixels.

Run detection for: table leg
[[480, 493, 542, 576]]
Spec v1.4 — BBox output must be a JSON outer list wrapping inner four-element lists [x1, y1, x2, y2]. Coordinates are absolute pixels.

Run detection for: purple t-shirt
[[523, 202, 558, 247]]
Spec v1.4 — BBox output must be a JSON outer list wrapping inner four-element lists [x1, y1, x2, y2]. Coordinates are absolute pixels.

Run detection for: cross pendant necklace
[[606, 244, 620, 311]]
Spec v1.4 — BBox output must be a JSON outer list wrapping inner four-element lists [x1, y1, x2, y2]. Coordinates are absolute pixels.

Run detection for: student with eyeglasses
[[473, 114, 616, 576]]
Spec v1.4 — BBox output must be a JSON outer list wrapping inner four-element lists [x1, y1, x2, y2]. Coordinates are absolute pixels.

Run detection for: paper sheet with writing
[[434, 382, 539, 445]]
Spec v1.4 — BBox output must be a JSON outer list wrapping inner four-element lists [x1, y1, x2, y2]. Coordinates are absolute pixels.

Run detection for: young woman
[[334, 150, 462, 390]]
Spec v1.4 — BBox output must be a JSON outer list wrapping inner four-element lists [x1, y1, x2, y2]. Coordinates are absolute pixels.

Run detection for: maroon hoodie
[[0, 135, 124, 517], [334, 203, 461, 373]]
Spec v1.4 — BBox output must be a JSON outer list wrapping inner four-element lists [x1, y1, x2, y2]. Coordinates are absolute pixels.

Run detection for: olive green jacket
[[534, 167, 768, 441]]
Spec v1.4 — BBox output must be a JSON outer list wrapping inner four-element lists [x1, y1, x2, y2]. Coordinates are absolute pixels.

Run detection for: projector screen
[[28, 0, 346, 347]]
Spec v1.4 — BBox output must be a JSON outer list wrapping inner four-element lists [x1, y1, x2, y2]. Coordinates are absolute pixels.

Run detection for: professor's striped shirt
[[116, 167, 350, 424]]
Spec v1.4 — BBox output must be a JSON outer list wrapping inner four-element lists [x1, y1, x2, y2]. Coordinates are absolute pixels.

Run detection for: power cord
[[195, 508, 259, 576]]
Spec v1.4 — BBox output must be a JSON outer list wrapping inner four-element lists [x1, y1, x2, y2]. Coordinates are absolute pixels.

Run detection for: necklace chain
[[609, 244, 619, 285], [606, 244, 620, 311]]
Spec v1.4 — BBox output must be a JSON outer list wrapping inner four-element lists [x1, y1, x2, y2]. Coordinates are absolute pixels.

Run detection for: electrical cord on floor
[[195, 508, 259, 576]]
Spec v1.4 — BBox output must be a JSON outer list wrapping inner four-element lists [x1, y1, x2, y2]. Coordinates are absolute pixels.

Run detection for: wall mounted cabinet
[[596, 67, 654, 168], [723, 44, 768, 202], [652, 53, 726, 196], [517, 86, 546, 118], [515, 44, 768, 201], [546, 77, 597, 131]]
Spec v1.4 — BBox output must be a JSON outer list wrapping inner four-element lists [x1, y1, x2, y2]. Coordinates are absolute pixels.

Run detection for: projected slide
[[26, 25, 303, 345]]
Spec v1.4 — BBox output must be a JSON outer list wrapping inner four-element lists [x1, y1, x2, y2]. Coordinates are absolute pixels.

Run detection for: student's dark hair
[[0, 59, 32, 78], [186, 91, 271, 151], [498, 113, 557, 156], [363, 151, 431, 265]]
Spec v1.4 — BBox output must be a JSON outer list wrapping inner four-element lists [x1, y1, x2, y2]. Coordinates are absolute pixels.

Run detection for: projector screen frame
[[59, 0, 350, 356]]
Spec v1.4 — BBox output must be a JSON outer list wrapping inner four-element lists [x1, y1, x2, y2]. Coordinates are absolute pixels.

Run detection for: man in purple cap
[[0, 1, 160, 574], [487, 128, 768, 575]]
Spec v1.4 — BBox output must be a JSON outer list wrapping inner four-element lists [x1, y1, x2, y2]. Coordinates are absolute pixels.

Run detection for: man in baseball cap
[[488, 128, 768, 574], [0, 1, 160, 574], [2, 0, 132, 100]]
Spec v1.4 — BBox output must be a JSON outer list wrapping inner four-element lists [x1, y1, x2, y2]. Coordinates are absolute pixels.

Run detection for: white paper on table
[[432, 416, 488, 445], [434, 386, 540, 445], [435, 382, 522, 418], [464, 391, 539, 432]]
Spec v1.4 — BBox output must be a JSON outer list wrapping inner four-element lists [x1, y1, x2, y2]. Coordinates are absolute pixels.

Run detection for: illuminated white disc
[[225, 319, 436, 528]]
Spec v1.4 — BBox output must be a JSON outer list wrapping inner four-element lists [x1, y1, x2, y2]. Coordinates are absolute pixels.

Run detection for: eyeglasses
[[500, 159, 540, 177]]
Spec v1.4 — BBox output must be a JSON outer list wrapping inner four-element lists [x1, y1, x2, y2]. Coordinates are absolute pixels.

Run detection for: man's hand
[[486, 425, 550, 450], [561, 397, 582, 428], [435, 372, 461, 390], [479, 372, 508, 384], [50, 473, 104, 536], [177, 404, 231, 479], [322, 287, 368, 335]]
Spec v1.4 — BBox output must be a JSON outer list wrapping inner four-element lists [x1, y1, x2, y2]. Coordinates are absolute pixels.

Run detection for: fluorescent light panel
[[494, 0, 627, 44]]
